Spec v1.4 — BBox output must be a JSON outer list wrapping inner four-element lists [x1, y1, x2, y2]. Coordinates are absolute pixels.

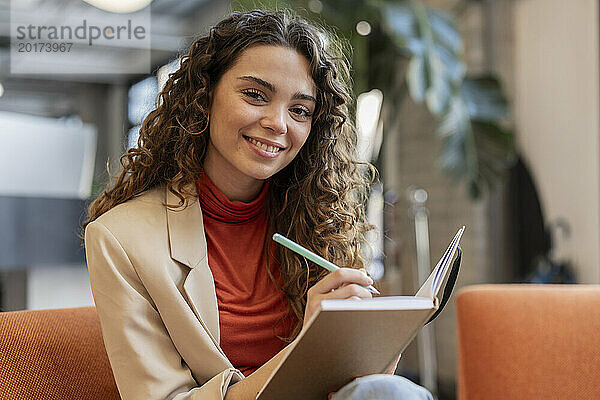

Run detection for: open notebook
[[256, 226, 465, 400]]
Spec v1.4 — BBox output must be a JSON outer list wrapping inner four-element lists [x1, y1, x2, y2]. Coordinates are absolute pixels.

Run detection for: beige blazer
[[85, 185, 245, 400]]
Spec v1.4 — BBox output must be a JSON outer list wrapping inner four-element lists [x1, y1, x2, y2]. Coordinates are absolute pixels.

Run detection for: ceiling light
[[82, 0, 152, 13], [356, 21, 372, 36]]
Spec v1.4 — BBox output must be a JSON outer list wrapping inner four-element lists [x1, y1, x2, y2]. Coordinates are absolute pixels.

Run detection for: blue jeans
[[331, 375, 434, 400]]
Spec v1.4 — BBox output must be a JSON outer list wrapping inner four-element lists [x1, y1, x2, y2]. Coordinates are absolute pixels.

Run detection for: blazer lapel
[[165, 185, 222, 348]]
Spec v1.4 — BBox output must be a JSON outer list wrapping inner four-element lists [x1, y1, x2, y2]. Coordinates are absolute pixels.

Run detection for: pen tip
[[370, 286, 381, 295]]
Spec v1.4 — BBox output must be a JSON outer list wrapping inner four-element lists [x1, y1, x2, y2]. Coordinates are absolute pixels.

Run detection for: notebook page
[[431, 226, 464, 295], [415, 226, 464, 298]]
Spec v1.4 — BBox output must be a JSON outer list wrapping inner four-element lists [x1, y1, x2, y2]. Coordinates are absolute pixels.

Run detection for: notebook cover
[[256, 306, 436, 400]]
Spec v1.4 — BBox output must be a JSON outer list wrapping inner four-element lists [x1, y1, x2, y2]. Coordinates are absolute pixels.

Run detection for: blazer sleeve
[[85, 220, 242, 400]]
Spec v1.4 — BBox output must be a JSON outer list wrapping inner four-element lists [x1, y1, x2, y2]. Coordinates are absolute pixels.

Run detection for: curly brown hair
[[83, 9, 376, 340]]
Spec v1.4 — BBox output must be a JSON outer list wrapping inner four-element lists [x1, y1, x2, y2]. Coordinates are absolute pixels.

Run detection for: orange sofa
[[456, 284, 600, 399], [0, 306, 120, 400]]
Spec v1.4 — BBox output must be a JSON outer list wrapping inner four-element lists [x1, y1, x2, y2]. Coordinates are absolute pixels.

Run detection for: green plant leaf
[[425, 51, 452, 115], [383, 3, 417, 39], [427, 9, 462, 54], [407, 55, 426, 102], [461, 76, 509, 122], [436, 91, 515, 195], [437, 96, 472, 176], [434, 42, 466, 83]]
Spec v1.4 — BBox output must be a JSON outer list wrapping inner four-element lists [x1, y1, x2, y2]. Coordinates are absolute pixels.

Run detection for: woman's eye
[[291, 107, 312, 119], [242, 89, 266, 102]]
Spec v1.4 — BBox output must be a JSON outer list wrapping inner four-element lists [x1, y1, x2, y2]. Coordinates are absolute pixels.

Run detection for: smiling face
[[202, 45, 317, 201]]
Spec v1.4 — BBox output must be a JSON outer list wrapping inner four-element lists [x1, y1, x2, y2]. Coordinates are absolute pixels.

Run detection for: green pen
[[272, 233, 381, 295]]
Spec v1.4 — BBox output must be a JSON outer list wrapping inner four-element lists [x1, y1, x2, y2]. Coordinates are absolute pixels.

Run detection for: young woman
[[84, 10, 432, 400]]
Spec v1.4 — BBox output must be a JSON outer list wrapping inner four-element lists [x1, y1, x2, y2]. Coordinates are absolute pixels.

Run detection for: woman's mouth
[[243, 136, 284, 158]]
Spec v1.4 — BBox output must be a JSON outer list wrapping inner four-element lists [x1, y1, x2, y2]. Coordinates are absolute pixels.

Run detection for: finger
[[311, 268, 373, 294], [324, 283, 372, 300]]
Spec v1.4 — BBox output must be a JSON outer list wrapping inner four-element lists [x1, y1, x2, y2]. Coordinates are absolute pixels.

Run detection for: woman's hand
[[303, 268, 374, 330]]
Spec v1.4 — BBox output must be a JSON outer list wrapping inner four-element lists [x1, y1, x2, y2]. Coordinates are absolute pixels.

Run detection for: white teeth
[[247, 137, 281, 154]]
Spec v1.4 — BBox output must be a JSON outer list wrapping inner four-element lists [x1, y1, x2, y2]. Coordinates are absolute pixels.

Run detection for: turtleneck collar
[[195, 172, 268, 224]]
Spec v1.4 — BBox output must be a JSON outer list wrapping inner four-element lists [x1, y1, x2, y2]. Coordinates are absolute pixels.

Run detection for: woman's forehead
[[226, 45, 316, 96]]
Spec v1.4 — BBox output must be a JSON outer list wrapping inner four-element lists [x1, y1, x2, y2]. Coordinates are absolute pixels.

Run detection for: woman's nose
[[260, 105, 287, 135]]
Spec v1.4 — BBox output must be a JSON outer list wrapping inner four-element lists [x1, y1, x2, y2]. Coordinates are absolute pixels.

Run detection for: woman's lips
[[244, 136, 284, 159]]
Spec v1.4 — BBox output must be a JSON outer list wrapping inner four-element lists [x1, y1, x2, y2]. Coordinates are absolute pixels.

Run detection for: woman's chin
[[243, 165, 281, 181]]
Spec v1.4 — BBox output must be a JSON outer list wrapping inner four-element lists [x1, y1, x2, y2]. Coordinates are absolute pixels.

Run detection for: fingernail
[[367, 277, 374, 285]]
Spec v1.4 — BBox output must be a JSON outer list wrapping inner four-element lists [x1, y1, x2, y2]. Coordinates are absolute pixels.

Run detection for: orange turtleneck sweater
[[195, 173, 296, 377]]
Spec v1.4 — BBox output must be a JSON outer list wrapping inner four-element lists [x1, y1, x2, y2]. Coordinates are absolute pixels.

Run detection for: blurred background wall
[[514, 0, 599, 284]]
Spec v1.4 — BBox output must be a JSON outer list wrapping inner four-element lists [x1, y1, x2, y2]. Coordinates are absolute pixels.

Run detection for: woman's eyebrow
[[237, 75, 316, 103]]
